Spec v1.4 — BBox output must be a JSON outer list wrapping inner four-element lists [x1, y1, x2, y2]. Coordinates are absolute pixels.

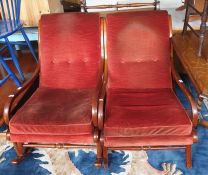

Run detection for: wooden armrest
[[94, 16, 107, 130], [92, 77, 103, 127], [3, 64, 40, 125], [169, 14, 198, 127], [97, 80, 106, 130], [171, 59, 198, 127]]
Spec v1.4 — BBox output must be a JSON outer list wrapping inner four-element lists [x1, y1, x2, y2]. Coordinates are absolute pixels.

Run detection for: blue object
[[148, 76, 208, 175], [0, 45, 21, 87], [0, 0, 38, 83], [0, 54, 21, 87], [68, 150, 130, 175], [0, 148, 51, 175], [147, 126, 208, 175]]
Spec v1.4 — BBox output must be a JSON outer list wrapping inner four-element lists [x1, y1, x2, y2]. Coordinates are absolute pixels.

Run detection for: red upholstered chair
[[98, 11, 198, 168], [3, 13, 103, 166]]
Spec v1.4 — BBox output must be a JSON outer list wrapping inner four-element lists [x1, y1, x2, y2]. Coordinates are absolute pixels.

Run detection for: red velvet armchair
[[98, 11, 198, 168], [3, 13, 104, 166]]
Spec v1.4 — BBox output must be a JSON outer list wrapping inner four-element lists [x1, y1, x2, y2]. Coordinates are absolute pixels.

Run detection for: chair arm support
[[92, 94, 99, 127], [171, 62, 198, 127], [92, 65, 104, 128], [3, 64, 40, 125], [97, 80, 106, 130]]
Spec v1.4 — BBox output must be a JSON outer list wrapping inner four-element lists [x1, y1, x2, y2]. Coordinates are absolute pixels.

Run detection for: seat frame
[[3, 17, 105, 167], [97, 16, 198, 169]]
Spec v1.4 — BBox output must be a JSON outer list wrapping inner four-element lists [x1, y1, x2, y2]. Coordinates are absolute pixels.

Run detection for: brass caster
[[11, 156, 24, 165]]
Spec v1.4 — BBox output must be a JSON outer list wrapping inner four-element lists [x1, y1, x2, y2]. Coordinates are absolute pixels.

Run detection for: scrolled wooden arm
[[94, 16, 107, 130], [169, 14, 198, 127], [92, 16, 106, 128], [97, 80, 107, 130], [92, 73, 103, 127], [171, 59, 198, 127], [3, 64, 40, 125]]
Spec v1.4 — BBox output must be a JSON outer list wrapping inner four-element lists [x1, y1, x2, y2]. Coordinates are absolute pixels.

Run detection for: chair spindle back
[[0, 0, 21, 32]]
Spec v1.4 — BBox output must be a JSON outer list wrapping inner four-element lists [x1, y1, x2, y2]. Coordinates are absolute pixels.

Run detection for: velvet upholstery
[[104, 135, 194, 147], [106, 11, 172, 89], [105, 88, 192, 137], [10, 88, 93, 136], [10, 134, 93, 144], [9, 13, 101, 144], [104, 11, 194, 147], [39, 13, 101, 89]]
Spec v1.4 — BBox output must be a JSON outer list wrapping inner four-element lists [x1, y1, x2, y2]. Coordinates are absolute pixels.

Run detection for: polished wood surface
[[173, 32, 208, 96], [173, 32, 208, 127]]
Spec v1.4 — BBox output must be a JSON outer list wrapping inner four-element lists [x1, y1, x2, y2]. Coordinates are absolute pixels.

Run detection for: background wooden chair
[[3, 12, 104, 166], [81, 0, 160, 12], [182, 0, 208, 57], [98, 11, 198, 168]]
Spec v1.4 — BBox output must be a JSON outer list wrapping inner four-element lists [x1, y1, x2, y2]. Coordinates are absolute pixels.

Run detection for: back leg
[[11, 142, 24, 164], [103, 146, 108, 168], [95, 142, 102, 167], [186, 145, 192, 168]]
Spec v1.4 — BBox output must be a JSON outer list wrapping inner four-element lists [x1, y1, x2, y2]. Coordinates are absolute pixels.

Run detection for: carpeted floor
[[0, 76, 207, 175]]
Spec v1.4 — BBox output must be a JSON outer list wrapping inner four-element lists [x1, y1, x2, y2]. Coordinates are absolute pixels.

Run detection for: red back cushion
[[39, 13, 101, 89], [106, 11, 172, 89]]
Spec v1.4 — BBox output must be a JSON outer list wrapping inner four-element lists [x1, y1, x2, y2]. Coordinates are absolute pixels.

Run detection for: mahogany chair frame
[[98, 16, 198, 169], [2, 18, 105, 167]]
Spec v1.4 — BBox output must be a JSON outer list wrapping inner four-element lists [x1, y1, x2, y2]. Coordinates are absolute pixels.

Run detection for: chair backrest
[[39, 13, 101, 89], [0, 0, 21, 33], [106, 11, 171, 90]]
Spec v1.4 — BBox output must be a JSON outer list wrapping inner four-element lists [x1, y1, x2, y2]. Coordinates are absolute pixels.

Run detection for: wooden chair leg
[[198, 0, 208, 57], [186, 145, 192, 168], [103, 146, 108, 168], [11, 143, 31, 165], [11, 142, 24, 164], [182, 0, 196, 35], [95, 142, 102, 167]]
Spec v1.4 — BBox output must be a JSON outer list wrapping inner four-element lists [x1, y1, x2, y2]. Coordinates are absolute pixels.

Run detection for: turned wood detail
[[80, 0, 160, 12]]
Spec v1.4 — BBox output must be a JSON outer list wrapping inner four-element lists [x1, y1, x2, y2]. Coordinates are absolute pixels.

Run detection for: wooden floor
[[0, 50, 37, 126]]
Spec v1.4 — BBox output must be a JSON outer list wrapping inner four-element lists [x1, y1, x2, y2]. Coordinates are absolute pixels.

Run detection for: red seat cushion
[[10, 88, 94, 138], [104, 88, 192, 138]]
